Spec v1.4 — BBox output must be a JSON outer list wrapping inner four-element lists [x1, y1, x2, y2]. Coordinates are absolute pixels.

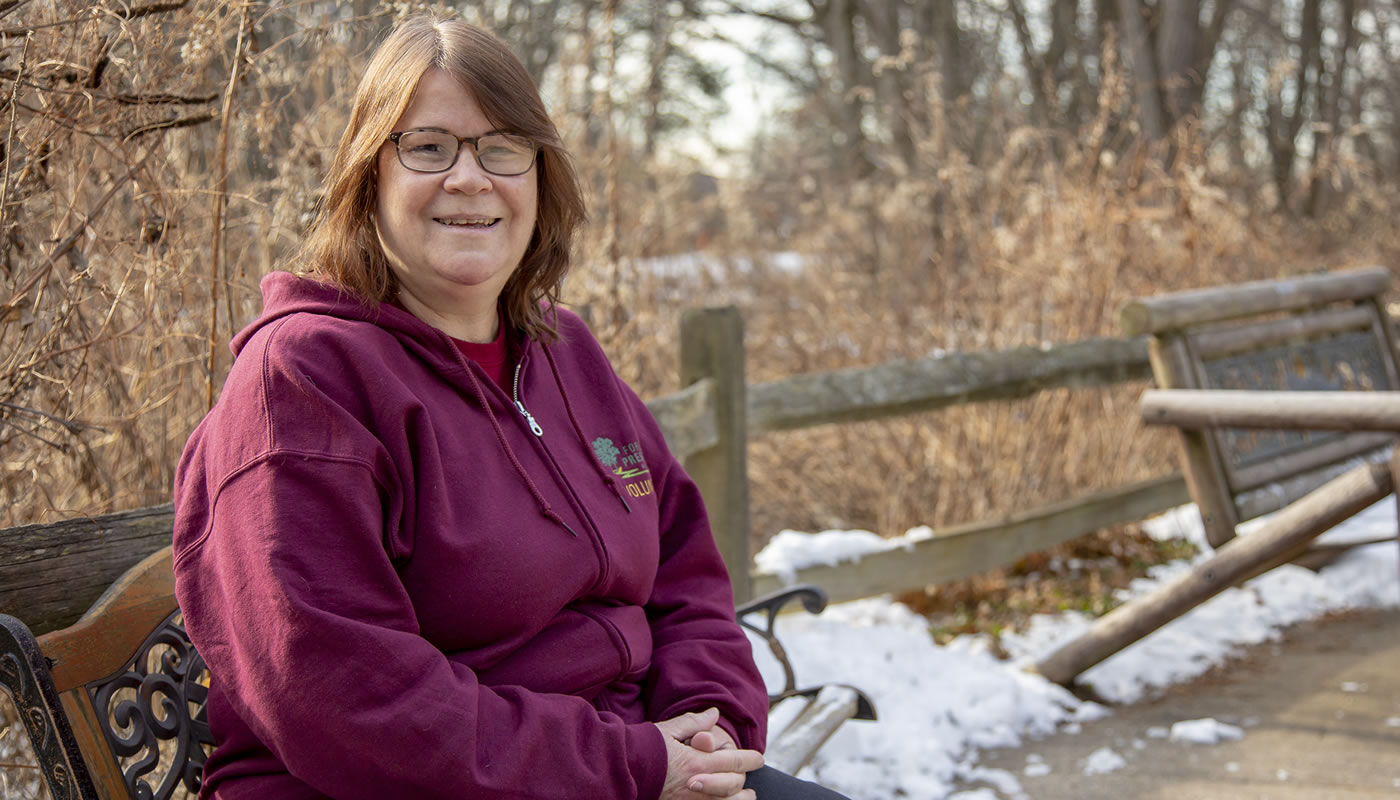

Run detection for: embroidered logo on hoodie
[[592, 436, 653, 498]]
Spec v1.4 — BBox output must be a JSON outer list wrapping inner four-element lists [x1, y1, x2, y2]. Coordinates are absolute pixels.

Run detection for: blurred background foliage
[[2, 0, 1399, 548]]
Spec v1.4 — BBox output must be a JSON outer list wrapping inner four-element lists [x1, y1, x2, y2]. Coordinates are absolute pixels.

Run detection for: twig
[[0, 31, 30, 238], [114, 91, 219, 105], [0, 1, 32, 21], [123, 0, 189, 20], [0, 416, 65, 449], [121, 110, 217, 142], [1, 161, 145, 309], [0, 400, 101, 433], [0, 761, 40, 771], [208, 1, 252, 410], [3, 316, 146, 382]]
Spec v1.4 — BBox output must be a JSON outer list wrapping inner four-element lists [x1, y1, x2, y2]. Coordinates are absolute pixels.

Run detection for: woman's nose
[[442, 150, 492, 193]]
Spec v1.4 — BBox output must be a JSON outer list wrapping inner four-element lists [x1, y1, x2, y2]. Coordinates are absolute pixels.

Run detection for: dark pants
[[744, 766, 853, 799]]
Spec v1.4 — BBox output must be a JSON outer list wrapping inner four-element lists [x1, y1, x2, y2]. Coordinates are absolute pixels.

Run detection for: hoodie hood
[[232, 272, 465, 370]]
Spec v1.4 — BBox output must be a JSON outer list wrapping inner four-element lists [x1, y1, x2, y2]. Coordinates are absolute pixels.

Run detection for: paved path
[[957, 607, 1400, 799]]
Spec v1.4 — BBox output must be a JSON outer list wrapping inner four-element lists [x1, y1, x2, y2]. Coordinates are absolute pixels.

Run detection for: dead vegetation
[[3, 2, 1396, 539], [0, 2, 1394, 565], [5, 1, 1400, 797]]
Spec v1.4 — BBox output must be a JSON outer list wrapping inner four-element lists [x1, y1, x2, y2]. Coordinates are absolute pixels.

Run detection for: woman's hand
[[656, 708, 763, 800], [687, 720, 738, 754]]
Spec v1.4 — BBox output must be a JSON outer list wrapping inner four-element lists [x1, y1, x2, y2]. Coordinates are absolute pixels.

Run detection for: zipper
[[512, 352, 613, 587], [512, 360, 543, 436]]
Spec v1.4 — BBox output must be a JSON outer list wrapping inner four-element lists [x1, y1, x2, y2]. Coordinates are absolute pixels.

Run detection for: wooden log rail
[[6, 287, 1396, 629], [0, 330, 1166, 633]]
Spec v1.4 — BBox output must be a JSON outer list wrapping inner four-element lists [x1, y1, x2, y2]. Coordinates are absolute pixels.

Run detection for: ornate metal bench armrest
[[0, 614, 100, 800], [735, 585, 876, 721]]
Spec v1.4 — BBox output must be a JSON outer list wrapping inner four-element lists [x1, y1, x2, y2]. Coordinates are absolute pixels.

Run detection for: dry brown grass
[[6, 1, 1399, 544], [6, 3, 1400, 797]]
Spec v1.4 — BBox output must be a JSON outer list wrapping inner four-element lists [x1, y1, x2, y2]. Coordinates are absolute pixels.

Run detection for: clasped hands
[[656, 707, 764, 800]]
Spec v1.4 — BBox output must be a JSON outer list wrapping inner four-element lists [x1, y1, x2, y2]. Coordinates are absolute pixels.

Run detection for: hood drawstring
[[458, 356, 579, 538], [541, 343, 633, 514]]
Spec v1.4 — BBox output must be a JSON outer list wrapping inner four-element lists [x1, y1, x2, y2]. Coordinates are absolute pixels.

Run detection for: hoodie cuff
[[626, 722, 668, 800]]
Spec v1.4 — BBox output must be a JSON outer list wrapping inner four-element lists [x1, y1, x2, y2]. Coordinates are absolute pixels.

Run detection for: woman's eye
[[410, 143, 443, 154]]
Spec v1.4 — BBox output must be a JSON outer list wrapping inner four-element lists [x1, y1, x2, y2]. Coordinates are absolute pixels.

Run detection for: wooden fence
[[4, 308, 1196, 635]]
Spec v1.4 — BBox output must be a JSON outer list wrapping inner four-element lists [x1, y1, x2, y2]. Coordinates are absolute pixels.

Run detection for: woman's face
[[375, 68, 538, 335]]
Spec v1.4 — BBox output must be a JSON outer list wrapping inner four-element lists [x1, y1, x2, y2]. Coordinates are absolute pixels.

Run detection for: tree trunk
[[1007, 0, 1051, 126], [932, 0, 962, 106], [816, 0, 873, 175], [1308, 0, 1358, 217], [1268, 0, 1321, 210], [860, 0, 915, 171], [1117, 0, 1168, 141], [642, 2, 672, 159], [1156, 0, 1201, 124]]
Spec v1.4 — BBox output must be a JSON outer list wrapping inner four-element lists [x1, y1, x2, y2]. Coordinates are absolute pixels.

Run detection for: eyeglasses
[[386, 129, 538, 176]]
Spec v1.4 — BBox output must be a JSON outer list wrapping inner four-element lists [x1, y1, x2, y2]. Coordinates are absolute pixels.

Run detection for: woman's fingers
[[658, 717, 763, 800], [687, 767, 755, 798], [656, 707, 721, 742], [688, 746, 763, 785]]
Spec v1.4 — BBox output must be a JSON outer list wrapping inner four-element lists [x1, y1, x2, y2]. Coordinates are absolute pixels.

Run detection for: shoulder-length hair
[[295, 15, 586, 342]]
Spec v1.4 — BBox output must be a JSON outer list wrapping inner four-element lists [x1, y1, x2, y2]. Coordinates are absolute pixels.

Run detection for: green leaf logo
[[591, 437, 620, 468]]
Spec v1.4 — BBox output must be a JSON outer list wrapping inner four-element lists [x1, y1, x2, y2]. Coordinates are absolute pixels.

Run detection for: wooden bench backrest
[[0, 544, 210, 800], [1122, 266, 1400, 547]]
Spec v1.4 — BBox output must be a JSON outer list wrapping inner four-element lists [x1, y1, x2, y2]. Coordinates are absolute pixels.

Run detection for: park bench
[[1122, 265, 1400, 552], [1, 534, 873, 800], [1034, 266, 1400, 688]]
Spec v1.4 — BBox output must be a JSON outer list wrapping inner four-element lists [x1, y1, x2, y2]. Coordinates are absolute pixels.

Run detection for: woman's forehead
[[394, 69, 490, 132]]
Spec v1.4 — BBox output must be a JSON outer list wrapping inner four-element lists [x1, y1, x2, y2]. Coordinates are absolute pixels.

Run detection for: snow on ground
[[1168, 718, 1245, 744], [750, 497, 1400, 799]]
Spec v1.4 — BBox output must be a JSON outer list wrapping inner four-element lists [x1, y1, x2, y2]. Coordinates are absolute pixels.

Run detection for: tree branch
[[0, 401, 102, 434], [120, 110, 217, 142], [706, 0, 808, 30], [696, 27, 816, 91]]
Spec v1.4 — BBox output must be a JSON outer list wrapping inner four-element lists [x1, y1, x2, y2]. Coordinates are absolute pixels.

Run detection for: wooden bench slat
[[1190, 305, 1374, 359], [1121, 266, 1392, 335]]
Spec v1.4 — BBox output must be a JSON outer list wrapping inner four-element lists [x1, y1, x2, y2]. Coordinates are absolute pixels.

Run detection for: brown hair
[[295, 15, 586, 342]]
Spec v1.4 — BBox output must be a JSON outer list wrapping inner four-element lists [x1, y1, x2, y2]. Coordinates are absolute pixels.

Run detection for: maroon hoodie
[[172, 272, 768, 799]]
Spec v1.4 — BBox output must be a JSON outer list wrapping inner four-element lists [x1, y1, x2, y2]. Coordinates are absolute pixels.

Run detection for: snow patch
[[754, 496, 1398, 798], [754, 526, 934, 585], [1169, 718, 1245, 744], [1081, 747, 1127, 775]]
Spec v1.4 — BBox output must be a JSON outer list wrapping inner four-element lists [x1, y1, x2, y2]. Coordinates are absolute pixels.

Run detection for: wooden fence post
[[679, 306, 751, 605]]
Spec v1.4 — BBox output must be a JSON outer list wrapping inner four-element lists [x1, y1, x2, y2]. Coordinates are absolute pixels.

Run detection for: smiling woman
[[374, 68, 539, 342], [170, 12, 851, 800]]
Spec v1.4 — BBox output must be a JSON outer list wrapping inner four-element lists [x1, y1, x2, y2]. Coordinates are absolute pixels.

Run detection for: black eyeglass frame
[[385, 129, 539, 176]]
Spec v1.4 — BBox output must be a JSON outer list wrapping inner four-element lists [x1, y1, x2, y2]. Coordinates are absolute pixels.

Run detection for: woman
[[173, 15, 850, 800]]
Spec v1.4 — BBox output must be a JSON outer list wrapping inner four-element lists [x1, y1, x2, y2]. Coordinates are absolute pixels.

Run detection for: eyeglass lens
[[395, 130, 535, 175]]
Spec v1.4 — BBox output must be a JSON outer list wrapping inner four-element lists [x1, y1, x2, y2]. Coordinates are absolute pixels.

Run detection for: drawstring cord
[[458, 354, 579, 537], [540, 342, 633, 514]]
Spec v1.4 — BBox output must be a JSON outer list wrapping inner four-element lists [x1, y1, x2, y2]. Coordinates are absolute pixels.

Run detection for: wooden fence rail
[[2, 312, 1197, 634]]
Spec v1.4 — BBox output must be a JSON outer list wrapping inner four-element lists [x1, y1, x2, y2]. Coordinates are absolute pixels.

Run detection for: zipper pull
[[515, 400, 543, 436]]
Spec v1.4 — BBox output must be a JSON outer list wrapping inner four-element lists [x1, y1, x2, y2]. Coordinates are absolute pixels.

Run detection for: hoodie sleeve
[[620, 384, 771, 752], [172, 348, 667, 800]]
